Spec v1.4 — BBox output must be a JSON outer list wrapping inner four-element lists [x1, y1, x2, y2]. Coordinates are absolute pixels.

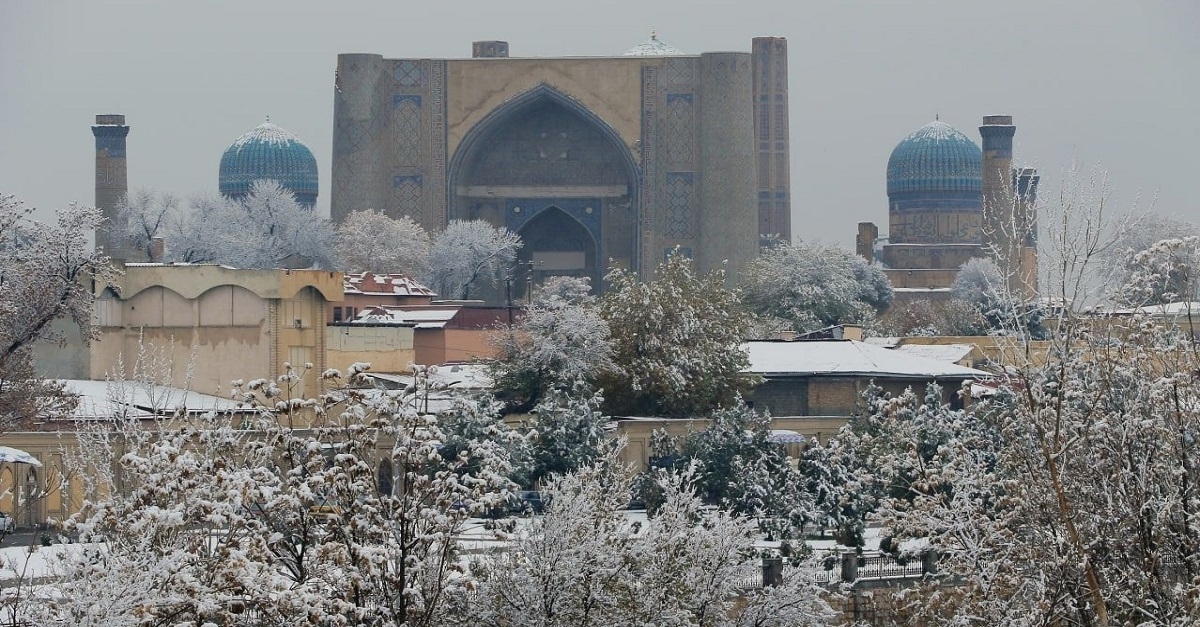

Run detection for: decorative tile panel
[[639, 65, 658, 276], [428, 60, 448, 227], [666, 172, 694, 239], [392, 175, 423, 221], [393, 60, 424, 87], [392, 96, 422, 167], [664, 93, 693, 168]]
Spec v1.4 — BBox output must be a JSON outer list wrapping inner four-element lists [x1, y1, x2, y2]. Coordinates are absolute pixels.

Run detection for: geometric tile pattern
[[664, 94, 693, 168], [639, 64, 659, 274], [394, 60, 424, 87], [392, 96, 422, 167], [666, 172, 694, 239], [392, 175, 423, 221], [663, 57, 693, 88], [428, 61, 448, 227]]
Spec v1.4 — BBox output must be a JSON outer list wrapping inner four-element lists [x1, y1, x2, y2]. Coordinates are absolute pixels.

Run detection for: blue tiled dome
[[219, 121, 318, 207], [886, 121, 982, 199]]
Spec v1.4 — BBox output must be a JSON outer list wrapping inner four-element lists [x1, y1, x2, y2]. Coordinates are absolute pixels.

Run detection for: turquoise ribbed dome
[[219, 121, 318, 207], [886, 121, 982, 199]]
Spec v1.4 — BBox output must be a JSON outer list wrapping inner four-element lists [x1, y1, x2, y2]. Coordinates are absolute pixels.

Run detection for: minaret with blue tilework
[[92, 114, 131, 258]]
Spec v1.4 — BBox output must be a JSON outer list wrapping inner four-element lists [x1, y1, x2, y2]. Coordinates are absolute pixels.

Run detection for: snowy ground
[[0, 513, 913, 586], [0, 543, 82, 582]]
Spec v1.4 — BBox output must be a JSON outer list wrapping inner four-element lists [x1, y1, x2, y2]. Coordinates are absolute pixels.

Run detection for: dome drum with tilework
[[219, 121, 318, 208]]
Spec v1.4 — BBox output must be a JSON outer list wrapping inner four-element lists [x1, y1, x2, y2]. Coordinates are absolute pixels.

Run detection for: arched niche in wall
[[448, 83, 641, 290]]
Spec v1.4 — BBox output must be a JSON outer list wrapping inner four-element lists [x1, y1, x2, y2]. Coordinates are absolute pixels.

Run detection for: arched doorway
[[448, 84, 639, 301], [22, 467, 39, 527], [377, 459, 394, 496], [514, 206, 598, 298]]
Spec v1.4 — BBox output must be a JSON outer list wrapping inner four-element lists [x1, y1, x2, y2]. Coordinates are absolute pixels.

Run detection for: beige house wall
[[327, 326, 417, 373], [615, 415, 853, 472], [894, 335, 1050, 368], [0, 436, 81, 527], [412, 328, 496, 366], [89, 265, 342, 395]]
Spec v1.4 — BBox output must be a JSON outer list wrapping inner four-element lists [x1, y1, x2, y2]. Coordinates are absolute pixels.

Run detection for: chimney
[[856, 222, 879, 262], [472, 41, 510, 58]]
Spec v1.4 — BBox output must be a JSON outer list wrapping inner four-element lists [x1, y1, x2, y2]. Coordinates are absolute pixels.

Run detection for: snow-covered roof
[[863, 337, 902, 348], [894, 343, 978, 364], [1098, 301, 1200, 317], [0, 446, 42, 466], [622, 31, 684, 56], [365, 363, 493, 390], [892, 287, 954, 293], [742, 340, 989, 379], [60, 379, 247, 420], [343, 272, 436, 297], [351, 307, 459, 329]]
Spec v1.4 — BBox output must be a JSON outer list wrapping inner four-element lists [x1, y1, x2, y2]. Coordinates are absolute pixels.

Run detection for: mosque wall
[[696, 52, 759, 278], [445, 58, 645, 157], [332, 42, 769, 294]]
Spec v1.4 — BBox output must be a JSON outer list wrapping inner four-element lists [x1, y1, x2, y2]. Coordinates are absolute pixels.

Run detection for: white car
[[0, 512, 14, 534]]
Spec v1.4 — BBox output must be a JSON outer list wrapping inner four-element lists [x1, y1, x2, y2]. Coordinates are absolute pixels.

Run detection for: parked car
[[0, 512, 14, 534]]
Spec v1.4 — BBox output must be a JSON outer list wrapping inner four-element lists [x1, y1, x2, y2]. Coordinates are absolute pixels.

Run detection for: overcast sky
[[2, 0, 1197, 248]]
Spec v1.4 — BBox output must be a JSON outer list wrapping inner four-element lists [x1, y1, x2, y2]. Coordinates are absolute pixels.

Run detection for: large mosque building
[[857, 115, 1039, 300], [218, 120, 319, 208], [330, 35, 791, 291]]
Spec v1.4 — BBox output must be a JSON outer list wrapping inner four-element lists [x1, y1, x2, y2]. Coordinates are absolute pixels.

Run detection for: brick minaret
[[980, 115, 1037, 297], [92, 114, 130, 258], [752, 37, 791, 244], [1013, 166, 1040, 296]]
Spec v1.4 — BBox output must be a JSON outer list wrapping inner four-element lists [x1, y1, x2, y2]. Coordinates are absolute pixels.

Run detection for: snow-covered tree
[[159, 181, 334, 268], [489, 276, 613, 412], [520, 383, 613, 486], [426, 220, 522, 299], [34, 359, 517, 626], [467, 448, 834, 627], [598, 251, 755, 417], [952, 257, 1005, 309], [1118, 235, 1200, 307], [953, 257, 1050, 338], [1103, 212, 1198, 303], [334, 209, 432, 276], [213, 180, 335, 269], [0, 194, 114, 428], [113, 189, 179, 262], [636, 403, 811, 539], [741, 240, 893, 334], [856, 168, 1200, 626], [877, 297, 989, 337], [160, 192, 227, 264]]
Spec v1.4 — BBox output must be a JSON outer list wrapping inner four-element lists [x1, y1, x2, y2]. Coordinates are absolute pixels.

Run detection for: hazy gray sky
[[2, 0, 1197, 248]]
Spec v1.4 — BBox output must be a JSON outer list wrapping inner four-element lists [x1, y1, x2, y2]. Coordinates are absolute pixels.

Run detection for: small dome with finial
[[622, 30, 683, 56]]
